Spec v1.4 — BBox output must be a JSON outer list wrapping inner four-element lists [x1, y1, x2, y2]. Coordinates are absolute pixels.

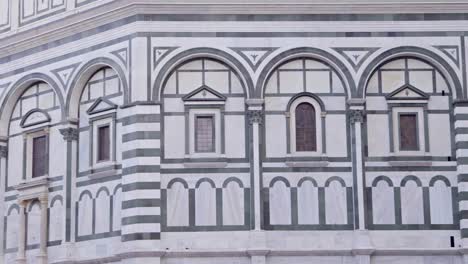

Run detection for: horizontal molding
[[458, 191, 468, 200], [122, 198, 161, 209], [366, 156, 452, 162], [456, 142, 468, 149], [456, 128, 468, 135], [4, 4, 468, 68], [160, 167, 250, 174], [122, 182, 161, 192], [122, 131, 160, 142], [49, 248, 464, 264], [121, 232, 160, 241], [122, 215, 161, 225], [76, 174, 122, 187], [460, 210, 468, 219], [262, 167, 351, 173], [75, 231, 121, 242], [78, 164, 122, 178], [365, 166, 457, 172], [163, 225, 250, 232], [122, 165, 161, 175], [121, 114, 160, 126], [122, 148, 161, 160], [459, 174, 468, 182], [455, 114, 468, 121]]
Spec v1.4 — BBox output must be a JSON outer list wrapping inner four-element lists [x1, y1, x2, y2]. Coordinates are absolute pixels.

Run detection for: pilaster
[[120, 104, 161, 252], [246, 99, 264, 232], [59, 125, 79, 261], [348, 99, 374, 262], [454, 100, 468, 255], [246, 99, 267, 264], [0, 141, 7, 264]]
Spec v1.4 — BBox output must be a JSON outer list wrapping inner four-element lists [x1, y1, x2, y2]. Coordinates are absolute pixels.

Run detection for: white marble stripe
[[121, 173, 162, 183], [454, 108, 468, 115], [456, 134, 468, 142], [121, 207, 161, 217], [454, 120, 468, 128], [121, 124, 161, 133], [121, 140, 161, 151], [123, 157, 161, 167], [457, 149, 468, 157], [122, 224, 161, 233], [121, 190, 161, 200]]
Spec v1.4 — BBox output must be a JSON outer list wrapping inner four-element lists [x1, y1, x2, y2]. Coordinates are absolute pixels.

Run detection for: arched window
[[295, 103, 316, 151]]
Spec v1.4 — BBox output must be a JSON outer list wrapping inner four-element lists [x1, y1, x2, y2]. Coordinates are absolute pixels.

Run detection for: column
[[59, 126, 78, 260], [16, 200, 26, 264], [246, 99, 264, 231], [37, 195, 48, 264], [120, 104, 162, 257], [246, 99, 267, 264], [454, 101, 468, 261], [348, 99, 373, 264], [0, 144, 7, 264]]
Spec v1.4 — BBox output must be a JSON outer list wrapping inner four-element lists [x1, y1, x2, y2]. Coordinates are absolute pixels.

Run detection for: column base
[[352, 230, 374, 264], [36, 254, 47, 264], [15, 257, 26, 264], [250, 255, 266, 264]]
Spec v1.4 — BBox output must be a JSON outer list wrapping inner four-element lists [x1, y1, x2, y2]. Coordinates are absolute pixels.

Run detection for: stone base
[[15, 257, 26, 264], [36, 254, 48, 264]]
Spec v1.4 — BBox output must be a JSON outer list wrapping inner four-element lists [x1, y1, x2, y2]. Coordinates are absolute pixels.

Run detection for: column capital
[[349, 109, 366, 124], [0, 145, 7, 158], [347, 98, 366, 108], [248, 110, 264, 125], [59, 127, 78, 141], [246, 99, 264, 108]]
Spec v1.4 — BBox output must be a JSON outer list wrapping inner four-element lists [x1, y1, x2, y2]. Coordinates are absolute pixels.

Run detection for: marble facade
[[0, 0, 468, 263]]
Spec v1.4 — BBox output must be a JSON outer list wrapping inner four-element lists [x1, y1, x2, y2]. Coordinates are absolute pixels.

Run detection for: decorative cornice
[[59, 127, 79, 141], [3, 2, 468, 60], [248, 110, 263, 125], [349, 109, 365, 124]]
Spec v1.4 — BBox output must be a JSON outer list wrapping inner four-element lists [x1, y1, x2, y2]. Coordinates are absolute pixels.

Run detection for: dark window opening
[[32, 135, 47, 178], [399, 113, 419, 151], [97, 125, 110, 162], [295, 102, 317, 151], [195, 116, 215, 153]]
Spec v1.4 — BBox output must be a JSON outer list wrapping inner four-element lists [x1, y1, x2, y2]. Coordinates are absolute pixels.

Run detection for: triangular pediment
[[386, 84, 429, 100], [182, 85, 226, 102], [87, 97, 117, 115], [20, 109, 51, 128]]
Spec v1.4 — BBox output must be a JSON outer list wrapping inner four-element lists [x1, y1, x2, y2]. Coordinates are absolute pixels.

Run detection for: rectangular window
[[32, 136, 47, 178], [97, 125, 110, 161], [399, 113, 419, 151], [195, 116, 215, 152]]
